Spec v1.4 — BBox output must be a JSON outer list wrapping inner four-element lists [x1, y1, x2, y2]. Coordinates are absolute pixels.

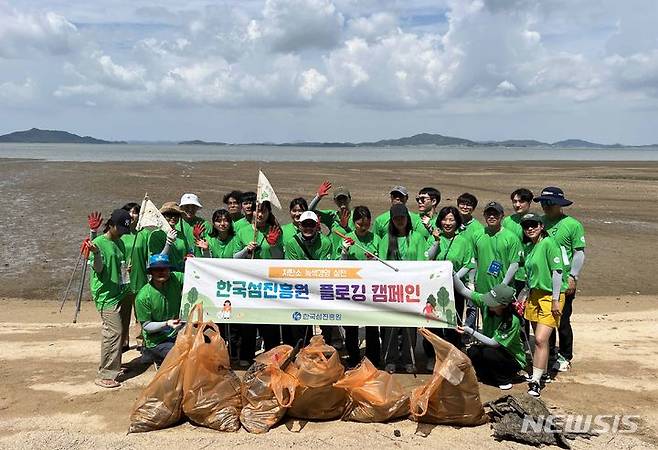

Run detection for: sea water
[[1, 143, 658, 162]]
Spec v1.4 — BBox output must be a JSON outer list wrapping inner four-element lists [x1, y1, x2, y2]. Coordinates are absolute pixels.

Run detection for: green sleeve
[[508, 233, 523, 264], [134, 287, 151, 323], [471, 291, 485, 309], [546, 239, 563, 272], [493, 316, 521, 348], [572, 220, 586, 250], [148, 230, 166, 256], [378, 236, 389, 260], [284, 239, 301, 260], [412, 233, 427, 260], [316, 209, 337, 229], [374, 213, 388, 238]]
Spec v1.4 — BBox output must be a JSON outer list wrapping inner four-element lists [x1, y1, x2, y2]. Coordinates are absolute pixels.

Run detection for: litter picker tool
[[332, 229, 399, 272]]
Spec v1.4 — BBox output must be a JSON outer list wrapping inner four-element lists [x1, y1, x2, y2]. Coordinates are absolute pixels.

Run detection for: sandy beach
[[1, 159, 658, 448]]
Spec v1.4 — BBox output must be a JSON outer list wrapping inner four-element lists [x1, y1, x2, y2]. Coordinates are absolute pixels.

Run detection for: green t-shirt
[[233, 217, 252, 233], [341, 231, 380, 261], [284, 233, 334, 260], [473, 227, 522, 293], [206, 234, 241, 259], [542, 214, 586, 277], [282, 223, 299, 247], [373, 210, 422, 239], [89, 235, 129, 311], [135, 272, 184, 348], [235, 223, 283, 259], [148, 230, 187, 272], [378, 231, 427, 261], [314, 209, 356, 258], [502, 214, 526, 282], [425, 232, 472, 272], [120, 229, 150, 294], [178, 216, 211, 257], [471, 292, 527, 369], [459, 217, 485, 247], [523, 236, 568, 292]]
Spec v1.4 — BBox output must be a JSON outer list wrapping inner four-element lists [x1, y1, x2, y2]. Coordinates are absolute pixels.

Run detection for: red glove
[[364, 252, 376, 260], [80, 237, 92, 258], [317, 180, 332, 197], [266, 225, 282, 246], [87, 211, 103, 232], [339, 208, 350, 228], [193, 222, 206, 239], [513, 299, 526, 316]]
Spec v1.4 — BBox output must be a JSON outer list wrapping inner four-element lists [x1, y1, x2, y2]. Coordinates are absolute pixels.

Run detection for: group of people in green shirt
[[83, 183, 585, 399]]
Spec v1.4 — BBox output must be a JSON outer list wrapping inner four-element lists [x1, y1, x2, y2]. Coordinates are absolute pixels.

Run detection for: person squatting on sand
[[85, 181, 584, 396]]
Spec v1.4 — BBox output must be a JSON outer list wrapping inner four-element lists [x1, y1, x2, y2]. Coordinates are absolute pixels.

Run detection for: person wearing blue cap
[[534, 187, 586, 373], [134, 253, 184, 366]]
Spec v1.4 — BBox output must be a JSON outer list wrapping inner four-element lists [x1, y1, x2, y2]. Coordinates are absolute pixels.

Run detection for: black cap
[[390, 203, 409, 218], [483, 201, 504, 214], [520, 213, 543, 225], [110, 208, 132, 234], [533, 187, 573, 207]]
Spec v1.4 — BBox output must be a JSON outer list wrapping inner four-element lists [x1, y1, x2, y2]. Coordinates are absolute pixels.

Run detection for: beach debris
[[485, 395, 598, 449]]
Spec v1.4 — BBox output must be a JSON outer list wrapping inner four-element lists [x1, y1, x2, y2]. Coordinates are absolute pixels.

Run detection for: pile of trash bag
[[128, 305, 242, 433], [409, 328, 487, 426], [334, 357, 409, 423], [129, 325, 490, 433], [239, 344, 300, 433]]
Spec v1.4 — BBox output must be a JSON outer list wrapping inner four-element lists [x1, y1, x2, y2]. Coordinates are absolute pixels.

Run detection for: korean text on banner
[[180, 258, 456, 328]]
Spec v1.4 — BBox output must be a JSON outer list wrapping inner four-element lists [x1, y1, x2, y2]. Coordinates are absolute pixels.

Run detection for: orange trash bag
[[240, 345, 300, 434], [334, 357, 410, 423], [181, 321, 242, 432], [286, 335, 347, 420], [128, 303, 204, 433], [409, 328, 487, 426]]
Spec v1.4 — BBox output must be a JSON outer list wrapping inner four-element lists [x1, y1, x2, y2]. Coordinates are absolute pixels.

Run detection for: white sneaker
[[556, 355, 571, 372], [426, 358, 435, 372], [385, 364, 396, 374], [498, 383, 513, 390]]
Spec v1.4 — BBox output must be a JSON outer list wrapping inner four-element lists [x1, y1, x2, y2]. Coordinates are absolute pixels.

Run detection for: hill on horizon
[[0, 128, 123, 144]]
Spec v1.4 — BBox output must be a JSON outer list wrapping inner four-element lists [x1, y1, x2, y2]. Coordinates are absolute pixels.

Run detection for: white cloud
[[1, 0, 657, 143], [0, 6, 80, 58], [251, 0, 345, 52], [0, 78, 36, 104]]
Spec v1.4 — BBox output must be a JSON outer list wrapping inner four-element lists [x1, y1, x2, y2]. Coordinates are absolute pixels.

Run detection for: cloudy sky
[[1, 0, 657, 144]]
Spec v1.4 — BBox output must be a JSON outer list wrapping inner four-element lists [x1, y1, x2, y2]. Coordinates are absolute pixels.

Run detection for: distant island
[[0, 128, 124, 144], [275, 133, 633, 148], [1, 128, 654, 148], [178, 140, 227, 146]]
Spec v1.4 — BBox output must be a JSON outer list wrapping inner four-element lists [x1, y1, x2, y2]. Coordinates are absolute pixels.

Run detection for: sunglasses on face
[[522, 221, 541, 230], [163, 213, 180, 219], [416, 196, 431, 203]]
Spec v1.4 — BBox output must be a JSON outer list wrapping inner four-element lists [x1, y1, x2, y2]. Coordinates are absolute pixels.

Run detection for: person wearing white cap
[[283, 210, 334, 347], [178, 193, 211, 258], [373, 185, 423, 239], [283, 210, 333, 260]]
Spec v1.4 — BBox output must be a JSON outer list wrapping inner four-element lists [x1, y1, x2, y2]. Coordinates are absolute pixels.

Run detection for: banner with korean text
[[181, 258, 457, 327]]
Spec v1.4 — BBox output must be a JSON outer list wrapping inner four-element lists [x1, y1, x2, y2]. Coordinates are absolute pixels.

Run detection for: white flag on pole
[[257, 170, 282, 209], [137, 195, 173, 233]]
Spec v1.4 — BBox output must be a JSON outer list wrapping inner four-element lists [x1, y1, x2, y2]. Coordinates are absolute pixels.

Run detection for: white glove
[[166, 229, 177, 245]]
